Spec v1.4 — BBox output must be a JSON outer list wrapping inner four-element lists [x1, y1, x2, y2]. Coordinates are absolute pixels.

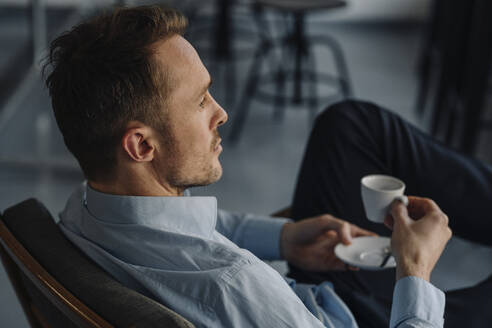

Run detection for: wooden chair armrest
[[271, 206, 292, 218]]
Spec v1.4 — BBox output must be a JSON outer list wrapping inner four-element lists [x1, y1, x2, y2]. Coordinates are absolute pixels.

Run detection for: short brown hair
[[44, 5, 187, 181]]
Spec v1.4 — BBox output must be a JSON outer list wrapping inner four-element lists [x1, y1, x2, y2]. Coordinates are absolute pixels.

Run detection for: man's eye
[[199, 96, 206, 108]]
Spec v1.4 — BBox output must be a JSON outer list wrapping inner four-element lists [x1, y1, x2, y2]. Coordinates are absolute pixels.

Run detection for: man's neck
[[88, 178, 185, 197]]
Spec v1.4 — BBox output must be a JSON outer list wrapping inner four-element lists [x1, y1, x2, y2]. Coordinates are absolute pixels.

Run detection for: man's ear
[[121, 125, 156, 162]]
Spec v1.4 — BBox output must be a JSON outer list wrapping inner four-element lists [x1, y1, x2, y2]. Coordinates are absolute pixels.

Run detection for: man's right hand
[[384, 196, 452, 282]]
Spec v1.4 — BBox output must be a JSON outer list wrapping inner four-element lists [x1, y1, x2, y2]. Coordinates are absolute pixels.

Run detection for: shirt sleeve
[[390, 276, 445, 328], [216, 209, 292, 260]]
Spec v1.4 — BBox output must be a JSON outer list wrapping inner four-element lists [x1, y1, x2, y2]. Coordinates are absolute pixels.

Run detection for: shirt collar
[[84, 183, 218, 239]]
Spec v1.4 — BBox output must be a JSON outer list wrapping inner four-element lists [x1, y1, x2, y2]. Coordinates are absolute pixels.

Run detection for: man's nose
[[216, 102, 228, 127]]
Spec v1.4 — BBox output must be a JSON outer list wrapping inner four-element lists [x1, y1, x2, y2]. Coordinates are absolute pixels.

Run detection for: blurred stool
[[185, 0, 259, 110], [228, 0, 352, 142]]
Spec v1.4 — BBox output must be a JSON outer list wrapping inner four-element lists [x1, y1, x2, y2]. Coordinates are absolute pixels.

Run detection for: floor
[[1, 4, 492, 327]]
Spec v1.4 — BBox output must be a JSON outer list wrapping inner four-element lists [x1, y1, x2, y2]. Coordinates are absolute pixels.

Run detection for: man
[[43, 5, 491, 328]]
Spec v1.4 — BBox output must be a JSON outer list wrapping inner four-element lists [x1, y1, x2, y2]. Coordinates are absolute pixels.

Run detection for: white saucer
[[334, 236, 396, 270]]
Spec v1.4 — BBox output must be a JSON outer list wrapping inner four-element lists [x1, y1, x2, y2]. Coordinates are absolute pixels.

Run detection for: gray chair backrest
[[0, 198, 195, 328]]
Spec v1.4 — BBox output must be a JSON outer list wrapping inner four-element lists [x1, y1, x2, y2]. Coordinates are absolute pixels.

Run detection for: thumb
[[384, 214, 394, 230], [390, 200, 411, 227]]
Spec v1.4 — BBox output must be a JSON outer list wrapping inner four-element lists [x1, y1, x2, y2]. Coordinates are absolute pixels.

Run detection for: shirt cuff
[[390, 276, 445, 328], [239, 216, 292, 261]]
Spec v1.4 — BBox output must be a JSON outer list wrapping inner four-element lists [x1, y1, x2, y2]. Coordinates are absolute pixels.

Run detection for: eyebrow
[[198, 77, 212, 98]]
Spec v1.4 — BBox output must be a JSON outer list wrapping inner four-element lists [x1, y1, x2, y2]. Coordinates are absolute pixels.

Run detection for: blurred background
[[1, 0, 492, 326]]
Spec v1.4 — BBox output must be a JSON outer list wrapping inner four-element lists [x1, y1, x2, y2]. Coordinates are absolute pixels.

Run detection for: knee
[[311, 99, 385, 142], [317, 99, 378, 123], [314, 99, 374, 129]]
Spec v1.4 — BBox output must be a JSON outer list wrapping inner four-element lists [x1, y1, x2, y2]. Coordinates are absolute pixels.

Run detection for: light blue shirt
[[59, 183, 445, 327]]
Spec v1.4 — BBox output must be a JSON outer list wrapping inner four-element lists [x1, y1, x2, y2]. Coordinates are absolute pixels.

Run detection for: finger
[[324, 230, 338, 239], [319, 232, 340, 250], [337, 221, 353, 245], [316, 215, 354, 245], [350, 224, 378, 237], [406, 196, 441, 219], [317, 215, 349, 230], [292, 217, 331, 241]]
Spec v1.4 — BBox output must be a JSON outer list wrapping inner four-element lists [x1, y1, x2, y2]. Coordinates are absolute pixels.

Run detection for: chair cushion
[[2, 198, 195, 328]]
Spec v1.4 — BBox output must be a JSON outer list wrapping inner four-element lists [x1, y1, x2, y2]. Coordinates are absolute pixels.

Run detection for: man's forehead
[[154, 35, 208, 86], [154, 35, 192, 61]]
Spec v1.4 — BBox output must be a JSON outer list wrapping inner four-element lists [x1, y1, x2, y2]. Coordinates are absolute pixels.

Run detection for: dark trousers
[[289, 100, 492, 328]]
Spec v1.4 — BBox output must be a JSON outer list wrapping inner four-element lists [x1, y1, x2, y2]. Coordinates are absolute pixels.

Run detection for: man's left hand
[[280, 214, 377, 272]]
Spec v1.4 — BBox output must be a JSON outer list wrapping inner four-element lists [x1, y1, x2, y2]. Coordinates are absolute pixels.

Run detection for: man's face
[[152, 35, 228, 189]]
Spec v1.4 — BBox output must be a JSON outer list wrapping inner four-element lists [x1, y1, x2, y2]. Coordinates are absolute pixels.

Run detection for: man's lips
[[214, 138, 222, 152]]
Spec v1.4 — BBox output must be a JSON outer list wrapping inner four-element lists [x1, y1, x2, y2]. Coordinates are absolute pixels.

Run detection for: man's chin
[[183, 166, 223, 189], [208, 165, 223, 184]]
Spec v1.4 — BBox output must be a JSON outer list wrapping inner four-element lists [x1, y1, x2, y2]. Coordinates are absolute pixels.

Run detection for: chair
[[0, 199, 194, 328], [271, 206, 291, 218]]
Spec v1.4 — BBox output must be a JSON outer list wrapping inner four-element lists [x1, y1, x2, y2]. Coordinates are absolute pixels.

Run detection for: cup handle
[[395, 195, 409, 206]]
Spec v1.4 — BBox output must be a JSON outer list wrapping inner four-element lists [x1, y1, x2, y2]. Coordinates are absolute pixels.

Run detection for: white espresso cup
[[361, 174, 408, 223]]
